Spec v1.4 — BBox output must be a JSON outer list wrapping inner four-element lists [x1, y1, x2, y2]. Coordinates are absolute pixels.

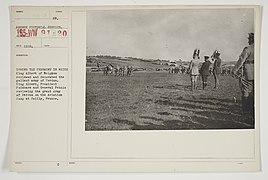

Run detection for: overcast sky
[[86, 8, 254, 61]]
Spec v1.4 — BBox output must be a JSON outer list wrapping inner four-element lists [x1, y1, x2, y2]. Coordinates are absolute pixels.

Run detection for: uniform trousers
[[239, 77, 254, 114]]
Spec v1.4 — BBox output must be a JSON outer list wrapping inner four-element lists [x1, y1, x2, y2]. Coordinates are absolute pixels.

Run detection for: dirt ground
[[85, 71, 254, 131]]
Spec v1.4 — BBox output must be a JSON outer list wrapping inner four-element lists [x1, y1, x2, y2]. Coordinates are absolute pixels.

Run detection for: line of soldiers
[[170, 63, 232, 76], [169, 66, 187, 74], [221, 67, 233, 76], [103, 64, 133, 76]]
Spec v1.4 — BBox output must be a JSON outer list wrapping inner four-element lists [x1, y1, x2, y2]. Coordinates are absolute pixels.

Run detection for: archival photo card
[[9, 5, 261, 172], [85, 8, 256, 131]]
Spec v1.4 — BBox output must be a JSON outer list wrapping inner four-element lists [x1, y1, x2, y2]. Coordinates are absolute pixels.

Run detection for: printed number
[[57, 30, 67, 36], [62, 30, 67, 36]]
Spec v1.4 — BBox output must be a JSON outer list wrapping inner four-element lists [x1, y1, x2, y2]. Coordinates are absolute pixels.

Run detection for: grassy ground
[[85, 71, 254, 131]]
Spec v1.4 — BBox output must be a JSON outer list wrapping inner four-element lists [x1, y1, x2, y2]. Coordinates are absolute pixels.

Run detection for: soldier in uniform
[[188, 49, 201, 91], [199, 56, 212, 90], [211, 50, 222, 89], [232, 33, 254, 115]]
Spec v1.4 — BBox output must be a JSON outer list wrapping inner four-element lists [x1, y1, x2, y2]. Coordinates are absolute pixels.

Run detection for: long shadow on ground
[[154, 97, 254, 129]]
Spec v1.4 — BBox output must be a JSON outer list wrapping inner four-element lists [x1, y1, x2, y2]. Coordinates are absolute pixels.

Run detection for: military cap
[[215, 50, 220, 55], [248, 33, 254, 39], [248, 33, 254, 37], [193, 48, 200, 59]]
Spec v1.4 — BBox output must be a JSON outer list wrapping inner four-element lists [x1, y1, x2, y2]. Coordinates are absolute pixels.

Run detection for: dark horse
[[103, 64, 114, 75]]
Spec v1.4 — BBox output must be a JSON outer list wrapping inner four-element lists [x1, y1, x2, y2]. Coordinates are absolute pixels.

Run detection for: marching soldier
[[232, 33, 254, 115]]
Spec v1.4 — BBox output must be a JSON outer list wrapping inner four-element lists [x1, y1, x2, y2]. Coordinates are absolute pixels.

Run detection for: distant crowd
[[168, 65, 233, 76], [103, 64, 133, 76]]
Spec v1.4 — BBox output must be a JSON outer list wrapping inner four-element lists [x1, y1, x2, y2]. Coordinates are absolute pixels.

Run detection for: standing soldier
[[232, 33, 254, 115], [129, 66, 133, 76], [188, 49, 201, 91], [211, 50, 222, 89], [97, 62, 100, 70], [115, 65, 120, 76], [199, 56, 212, 90]]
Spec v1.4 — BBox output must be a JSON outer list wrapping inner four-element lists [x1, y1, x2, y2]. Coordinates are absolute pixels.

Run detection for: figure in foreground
[[232, 33, 254, 116]]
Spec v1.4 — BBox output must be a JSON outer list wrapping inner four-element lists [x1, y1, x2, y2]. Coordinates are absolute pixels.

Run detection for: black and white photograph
[[85, 8, 255, 131]]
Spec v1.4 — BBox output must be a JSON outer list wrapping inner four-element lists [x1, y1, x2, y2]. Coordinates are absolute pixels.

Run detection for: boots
[[214, 81, 218, 89], [241, 96, 255, 126], [247, 95, 254, 117], [203, 82, 207, 90], [214, 78, 219, 89], [191, 81, 197, 91], [241, 96, 248, 113]]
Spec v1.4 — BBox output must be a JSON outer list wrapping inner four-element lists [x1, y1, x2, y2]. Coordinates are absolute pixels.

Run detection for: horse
[[103, 64, 114, 75], [114, 65, 120, 76]]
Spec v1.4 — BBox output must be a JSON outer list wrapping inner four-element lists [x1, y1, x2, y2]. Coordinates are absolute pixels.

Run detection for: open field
[[85, 71, 254, 131]]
